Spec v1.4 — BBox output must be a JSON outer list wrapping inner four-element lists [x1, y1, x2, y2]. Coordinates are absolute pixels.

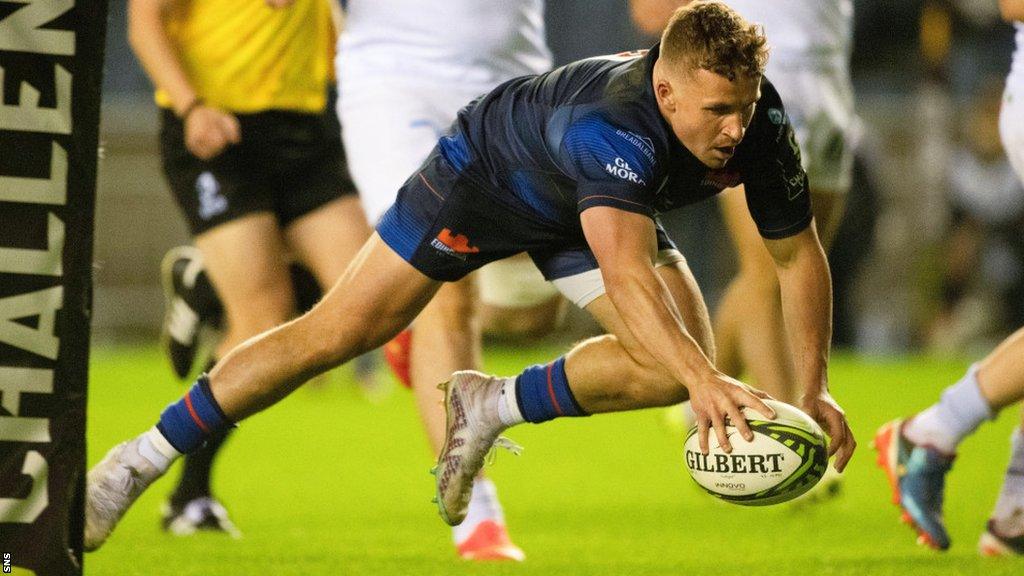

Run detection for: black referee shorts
[[159, 106, 357, 236]]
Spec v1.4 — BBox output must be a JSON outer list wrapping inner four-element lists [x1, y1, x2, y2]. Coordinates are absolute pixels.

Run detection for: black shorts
[[160, 107, 357, 236]]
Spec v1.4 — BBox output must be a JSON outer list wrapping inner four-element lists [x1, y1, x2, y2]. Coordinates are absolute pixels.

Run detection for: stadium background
[[82, 1, 1024, 574]]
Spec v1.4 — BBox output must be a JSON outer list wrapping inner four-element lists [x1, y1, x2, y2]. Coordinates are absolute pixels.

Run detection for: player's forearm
[[775, 241, 833, 399], [1000, 0, 1024, 22], [127, 0, 198, 115], [603, 265, 716, 386]]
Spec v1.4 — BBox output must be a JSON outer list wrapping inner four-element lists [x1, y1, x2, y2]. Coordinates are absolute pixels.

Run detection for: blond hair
[[659, 1, 768, 81]]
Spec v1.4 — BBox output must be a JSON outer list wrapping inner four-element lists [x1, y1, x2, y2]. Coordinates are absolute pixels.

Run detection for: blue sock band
[[156, 374, 232, 453], [515, 357, 586, 423]]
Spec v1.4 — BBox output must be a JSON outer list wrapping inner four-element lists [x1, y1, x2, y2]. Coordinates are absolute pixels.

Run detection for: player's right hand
[[688, 373, 775, 456], [184, 106, 241, 160]]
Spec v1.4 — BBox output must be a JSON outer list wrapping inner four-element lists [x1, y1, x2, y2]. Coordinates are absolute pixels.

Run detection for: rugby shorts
[[377, 149, 682, 308], [160, 106, 356, 236]]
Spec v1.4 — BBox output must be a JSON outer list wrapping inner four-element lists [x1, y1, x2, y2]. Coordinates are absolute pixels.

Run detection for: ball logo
[[685, 451, 785, 474]]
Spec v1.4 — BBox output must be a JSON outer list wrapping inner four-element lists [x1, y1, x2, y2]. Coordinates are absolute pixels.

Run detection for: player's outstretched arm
[[580, 206, 774, 453], [764, 223, 855, 471]]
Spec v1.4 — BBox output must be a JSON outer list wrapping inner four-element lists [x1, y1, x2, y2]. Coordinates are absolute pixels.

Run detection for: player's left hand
[[800, 390, 855, 473]]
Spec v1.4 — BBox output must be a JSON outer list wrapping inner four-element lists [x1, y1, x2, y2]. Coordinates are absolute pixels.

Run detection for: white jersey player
[[334, 0, 557, 560], [1001, 20, 1024, 180]]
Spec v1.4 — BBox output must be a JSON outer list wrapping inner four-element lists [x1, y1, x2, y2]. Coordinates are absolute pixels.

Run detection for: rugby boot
[[457, 519, 525, 561], [432, 371, 521, 526], [161, 246, 222, 379], [874, 419, 953, 550], [979, 519, 1024, 556], [161, 496, 242, 538], [84, 438, 165, 551]]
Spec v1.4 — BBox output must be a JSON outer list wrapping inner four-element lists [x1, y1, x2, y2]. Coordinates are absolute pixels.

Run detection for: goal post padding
[[0, 0, 109, 574]]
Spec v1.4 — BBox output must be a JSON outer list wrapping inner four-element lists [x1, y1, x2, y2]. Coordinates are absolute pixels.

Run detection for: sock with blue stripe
[[510, 357, 587, 424], [156, 374, 233, 454]]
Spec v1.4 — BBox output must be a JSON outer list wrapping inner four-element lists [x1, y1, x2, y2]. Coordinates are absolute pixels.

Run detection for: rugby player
[[633, 0, 856, 407], [873, 0, 1024, 555], [85, 1, 855, 550]]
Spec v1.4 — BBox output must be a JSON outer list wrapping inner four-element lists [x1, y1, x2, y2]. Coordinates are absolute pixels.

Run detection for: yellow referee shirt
[[155, 0, 332, 114]]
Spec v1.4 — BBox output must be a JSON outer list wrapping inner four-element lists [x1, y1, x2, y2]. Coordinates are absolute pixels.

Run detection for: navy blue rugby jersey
[[436, 44, 811, 240]]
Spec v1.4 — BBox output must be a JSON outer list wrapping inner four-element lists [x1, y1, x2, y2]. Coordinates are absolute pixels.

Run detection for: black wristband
[[178, 97, 204, 120]]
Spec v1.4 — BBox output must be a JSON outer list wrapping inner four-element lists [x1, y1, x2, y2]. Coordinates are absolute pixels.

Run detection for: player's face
[[657, 68, 761, 169]]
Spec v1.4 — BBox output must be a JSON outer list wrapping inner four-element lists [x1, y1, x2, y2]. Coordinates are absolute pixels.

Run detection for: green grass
[[85, 344, 1023, 575]]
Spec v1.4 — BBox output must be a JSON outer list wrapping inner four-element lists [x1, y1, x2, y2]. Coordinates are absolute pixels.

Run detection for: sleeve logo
[[605, 157, 646, 186]]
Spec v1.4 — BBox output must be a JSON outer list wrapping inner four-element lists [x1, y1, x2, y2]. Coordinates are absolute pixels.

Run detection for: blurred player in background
[[83, 2, 855, 549], [331, 0, 569, 559], [632, 0, 856, 499], [873, 0, 1024, 556], [127, 0, 370, 535]]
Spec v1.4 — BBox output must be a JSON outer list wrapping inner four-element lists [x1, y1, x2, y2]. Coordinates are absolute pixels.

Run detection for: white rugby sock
[[990, 427, 1024, 536], [138, 426, 183, 473], [497, 378, 525, 427], [903, 364, 994, 454], [453, 477, 505, 544]]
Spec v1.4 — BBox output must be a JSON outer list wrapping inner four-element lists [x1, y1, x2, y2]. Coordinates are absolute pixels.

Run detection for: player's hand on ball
[[800, 390, 855, 472], [689, 373, 776, 456], [184, 106, 241, 160]]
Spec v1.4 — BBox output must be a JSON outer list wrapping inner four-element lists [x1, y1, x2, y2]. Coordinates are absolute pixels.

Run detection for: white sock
[[137, 426, 182, 473], [991, 427, 1024, 536], [903, 364, 994, 454], [496, 377, 525, 427], [452, 477, 504, 544]]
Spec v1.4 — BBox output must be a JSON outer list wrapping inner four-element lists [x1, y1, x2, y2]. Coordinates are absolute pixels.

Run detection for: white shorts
[[337, 80, 559, 308], [337, 81, 484, 226], [1001, 79, 1024, 184], [767, 61, 857, 194], [552, 249, 686, 309]]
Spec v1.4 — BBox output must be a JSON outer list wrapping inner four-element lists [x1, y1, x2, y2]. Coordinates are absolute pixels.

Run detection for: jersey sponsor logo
[[431, 228, 479, 260], [767, 107, 785, 125], [605, 157, 646, 186], [614, 129, 656, 164], [196, 171, 228, 220], [701, 169, 741, 190]]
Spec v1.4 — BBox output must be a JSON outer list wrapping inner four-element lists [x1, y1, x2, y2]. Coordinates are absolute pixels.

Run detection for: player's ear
[[655, 77, 676, 112]]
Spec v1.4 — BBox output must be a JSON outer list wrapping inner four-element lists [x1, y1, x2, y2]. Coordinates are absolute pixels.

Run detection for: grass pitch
[[86, 343, 1022, 575]]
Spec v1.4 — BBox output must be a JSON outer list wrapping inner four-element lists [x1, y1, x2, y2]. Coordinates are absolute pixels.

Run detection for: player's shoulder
[[562, 109, 661, 174]]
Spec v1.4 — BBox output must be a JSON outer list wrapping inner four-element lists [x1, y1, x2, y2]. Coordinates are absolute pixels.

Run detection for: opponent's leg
[[85, 234, 441, 551], [980, 412, 1024, 556], [874, 327, 1024, 551], [434, 259, 713, 525], [162, 213, 296, 535], [341, 83, 523, 559], [714, 186, 844, 402], [478, 254, 566, 340]]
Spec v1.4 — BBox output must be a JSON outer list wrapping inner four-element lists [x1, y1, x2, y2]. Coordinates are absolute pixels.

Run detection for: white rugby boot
[[84, 437, 165, 551], [433, 371, 521, 526]]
